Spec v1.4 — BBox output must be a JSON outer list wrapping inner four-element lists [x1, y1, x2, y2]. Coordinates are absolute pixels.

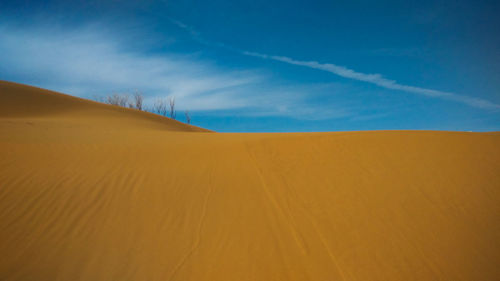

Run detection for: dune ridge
[[1, 80, 499, 281]]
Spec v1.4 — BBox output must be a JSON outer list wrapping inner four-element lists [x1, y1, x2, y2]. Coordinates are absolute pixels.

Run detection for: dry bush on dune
[[153, 98, 168, 117], [94, 92, 144, 110], [106, 93, 130, 107], [94, 93, 191, 123], [169, 96, 176, 119], [132, 92, 143, 110]]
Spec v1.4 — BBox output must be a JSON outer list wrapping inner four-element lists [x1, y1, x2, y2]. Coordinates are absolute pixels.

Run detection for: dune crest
[[1, 81, 499, 281], [0, 81, 210, 132]]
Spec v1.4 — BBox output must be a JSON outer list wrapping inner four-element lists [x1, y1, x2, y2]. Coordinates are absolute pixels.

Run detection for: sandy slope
[[0, 81, 499, 281]]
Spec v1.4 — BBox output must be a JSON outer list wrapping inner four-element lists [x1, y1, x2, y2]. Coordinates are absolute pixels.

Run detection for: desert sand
[[0, 80, 499, 281]]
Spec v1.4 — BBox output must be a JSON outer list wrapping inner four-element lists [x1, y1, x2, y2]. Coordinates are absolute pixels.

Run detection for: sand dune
[[1, 80, 499, 281]]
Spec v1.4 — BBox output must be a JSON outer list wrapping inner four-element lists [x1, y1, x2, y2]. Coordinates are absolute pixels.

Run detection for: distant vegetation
[[94, 92, 192, 124]]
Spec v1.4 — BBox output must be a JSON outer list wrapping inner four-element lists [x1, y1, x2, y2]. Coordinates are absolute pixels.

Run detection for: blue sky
[[1, 0, 499, 132]]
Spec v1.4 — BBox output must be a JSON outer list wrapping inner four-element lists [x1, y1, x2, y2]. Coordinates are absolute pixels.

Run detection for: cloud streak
[[242, 51, 500, 110], [169, 18, 499, 110]]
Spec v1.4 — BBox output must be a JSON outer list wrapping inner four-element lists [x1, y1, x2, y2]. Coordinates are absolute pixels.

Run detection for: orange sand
[[1, 80, 499, 281]]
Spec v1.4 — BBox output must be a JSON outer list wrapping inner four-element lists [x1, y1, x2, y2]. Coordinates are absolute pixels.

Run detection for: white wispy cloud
[[0, 23, 256, 111], [169, 19, 499, 110], [0, 22, 351, 119], [242, 52, 500, 110]]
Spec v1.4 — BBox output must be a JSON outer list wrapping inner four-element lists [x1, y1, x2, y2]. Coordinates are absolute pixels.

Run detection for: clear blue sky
[[1, 0, 499, 132]]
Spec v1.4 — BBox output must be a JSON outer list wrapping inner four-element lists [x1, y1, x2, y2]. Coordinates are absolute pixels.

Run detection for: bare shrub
[[153, 98, 168, 116], [131, 91, 143, 110], [94, 92, 181, 121], [94, 92, 144, 111], [169, 96, 176, 119], [184, 110, 191, 124], [106, 93, 129, 107]]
